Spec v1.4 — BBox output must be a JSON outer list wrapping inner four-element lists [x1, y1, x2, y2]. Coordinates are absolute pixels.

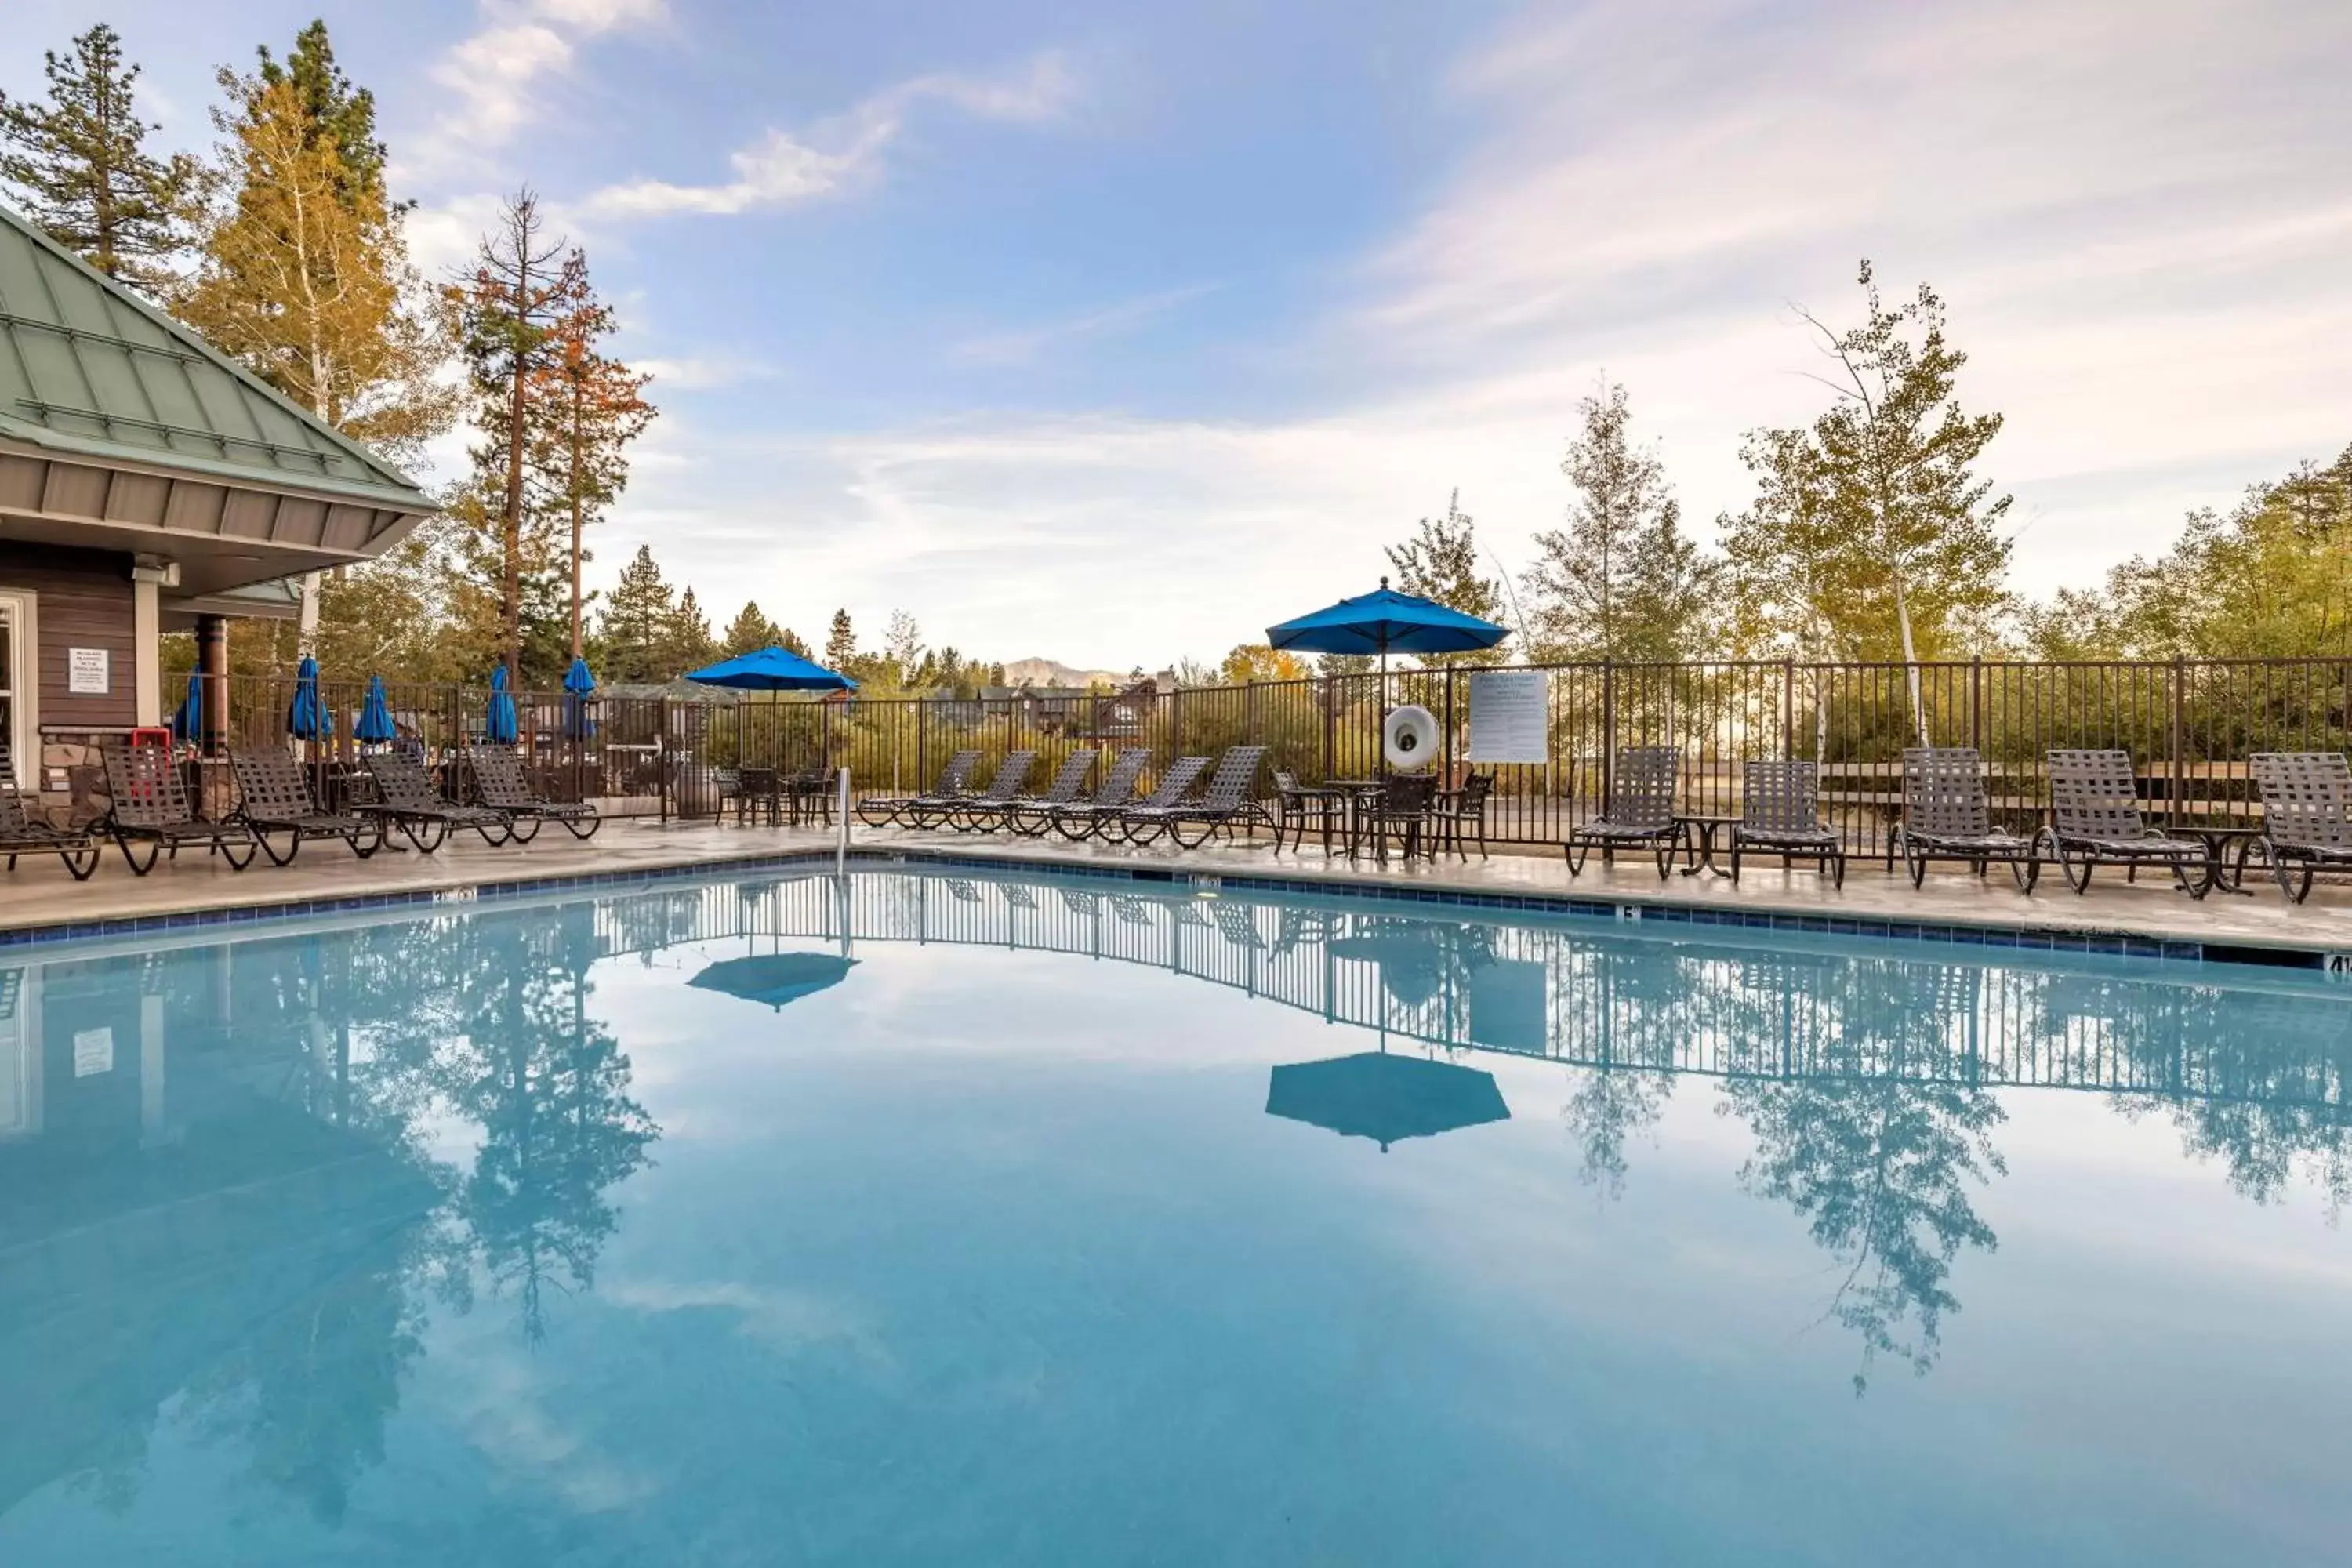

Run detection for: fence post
[[1969, 657, 1983, 751], [1601, 662, 1617, 810], [1781, 659, 1795, 760], [915, 699, 925, 796], [657, 697, 670, 822], [1246, 680, 1258, 749], [1170, 685, 1183, 764], [1322, 677, 1334, 782], [2170, 655, 2186, 829], [1443, 666, 1457, 786]]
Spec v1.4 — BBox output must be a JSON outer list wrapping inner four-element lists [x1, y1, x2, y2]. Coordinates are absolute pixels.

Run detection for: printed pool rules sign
[[1467, 670, 1549, 764]]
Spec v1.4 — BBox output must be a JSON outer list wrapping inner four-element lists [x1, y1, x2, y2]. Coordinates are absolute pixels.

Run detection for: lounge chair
[[938, 751, 1037, 832], [230, 745, 387, 865], [98, 737, 258, 876], [1565, 746, 1682, 879], [1, 746, 100, 880], [1729, 760, 1846, 888], [855, 750, 982, 828], [2249, 751, 2352, 904], [2037, 749, 2207, 897], [466, 742, 601, 842], [964, 749, 1099, 834], [1152, 746, 1271, 848], [1102, 756, 1211, 844], [1889, 746, 2038, 891], [1043, 749, 1154, 840], [358, 751, 514, 852]]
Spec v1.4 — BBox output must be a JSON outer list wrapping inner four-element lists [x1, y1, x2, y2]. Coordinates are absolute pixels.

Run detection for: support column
[[132, 580, 161, 727], [195, 613, 230, 755]]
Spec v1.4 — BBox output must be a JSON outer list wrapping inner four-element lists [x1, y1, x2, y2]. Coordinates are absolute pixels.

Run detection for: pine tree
[[0, 24, 196, 287], [720, 601, 785, 658], [1527, 379, 1700, 662], [1385, 489, 1508, 665], [664, 587, 715, 678], [777, 626, 812, 659], [256, 21, 388, 211], [596, 545, 675, 683], [824, 610, 856, 672]]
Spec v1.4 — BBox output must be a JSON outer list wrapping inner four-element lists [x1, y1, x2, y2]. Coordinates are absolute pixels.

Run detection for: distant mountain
[[1001, 656, 1130, 689]]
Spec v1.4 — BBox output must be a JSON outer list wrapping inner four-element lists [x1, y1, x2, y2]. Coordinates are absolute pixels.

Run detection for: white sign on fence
[[1466, 670, 1550, 764], [67, 647, 110, 695], [73, 1026, 114, 1077]]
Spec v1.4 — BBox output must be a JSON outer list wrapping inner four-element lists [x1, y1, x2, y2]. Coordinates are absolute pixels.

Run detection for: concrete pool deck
[[5, 817, 2352, 961]]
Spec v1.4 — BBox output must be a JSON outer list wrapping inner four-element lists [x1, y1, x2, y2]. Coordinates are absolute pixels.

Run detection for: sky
[[10, 0, 2352, 670]]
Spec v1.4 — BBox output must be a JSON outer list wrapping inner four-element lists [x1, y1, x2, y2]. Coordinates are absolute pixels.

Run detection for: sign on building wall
[[67, 647, 109, 695], [1466, 670, 1549, 764]]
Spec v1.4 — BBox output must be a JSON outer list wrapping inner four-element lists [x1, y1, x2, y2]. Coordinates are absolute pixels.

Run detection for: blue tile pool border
[[0, 844, 2334, 974]]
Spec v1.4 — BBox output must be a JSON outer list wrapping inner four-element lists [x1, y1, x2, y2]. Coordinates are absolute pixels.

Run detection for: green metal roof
[[0, 198, 431, 510]]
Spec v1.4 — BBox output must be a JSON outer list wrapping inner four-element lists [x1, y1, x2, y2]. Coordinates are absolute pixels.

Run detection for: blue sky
[[11, 0, 2352, 669]]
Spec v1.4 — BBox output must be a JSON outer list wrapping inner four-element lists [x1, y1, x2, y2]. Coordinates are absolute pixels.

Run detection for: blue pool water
[[2, 866, 2348, 1566]]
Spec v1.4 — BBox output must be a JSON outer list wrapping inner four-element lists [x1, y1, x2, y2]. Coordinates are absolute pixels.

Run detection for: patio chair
[[1105, 756, 1212, 844], [1270, 769, 1348, 856], [2249, 751, 2352, 904], [2037, 749, 2207, 898], [359, 750, 514, 853], [1729, 760, 1845, 888], [939, 751, 1037, 832], [1890, 747, 2038, 891], [98, 736, 258, 876], [1155, 746, 1272, 848], [1043, 749, 1156, 840], [230, 744, 387, 866], [967, 749, 1099, 834], [1565, 746, 1682, 880], [1, 745, 100, 880], [1430, 771, 1496, 861], [855, 750, 982, 828], [1356, 771, 1439, 862], [466, 742, 601, 842]]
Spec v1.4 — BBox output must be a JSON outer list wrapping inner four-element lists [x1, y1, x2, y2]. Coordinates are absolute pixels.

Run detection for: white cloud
[[407, 0, 670, 176], [581, 52, 1078, 220]]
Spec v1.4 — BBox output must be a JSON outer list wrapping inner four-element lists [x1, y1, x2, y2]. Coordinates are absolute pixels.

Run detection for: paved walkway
[[6, 817, 2351, 953]]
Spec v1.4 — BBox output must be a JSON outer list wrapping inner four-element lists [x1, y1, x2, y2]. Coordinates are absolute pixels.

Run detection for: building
[[0, 201, 436, 801]]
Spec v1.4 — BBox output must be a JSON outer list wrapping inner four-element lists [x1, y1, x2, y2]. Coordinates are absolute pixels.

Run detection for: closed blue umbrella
[[684, 646, 857, 692], [562, 655, 597, 740], [354, 675, 395, 745], [171, 670, 202, 743], [287, 655, 332, 741], [485, 664, 519, 744]]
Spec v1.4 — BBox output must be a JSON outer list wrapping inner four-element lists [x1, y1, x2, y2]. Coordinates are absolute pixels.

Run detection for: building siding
[[0, 540, 136, 730]]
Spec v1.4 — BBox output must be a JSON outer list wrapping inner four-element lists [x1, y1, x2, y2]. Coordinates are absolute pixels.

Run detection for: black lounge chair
[[98, 737, 258, 876], [1151, 746, 1271, 848], [230, 745, 386, 865], [856, 750, 982, 828], [1565, 746, 1682, 879], [940, 751, 1037, 832], [2037, 749, 2207, 898], [1105, 756, 1211, 844], [1889, 746, 2038, 891], [1729, 760, 1845, 888], [1042, 749, 1155, 841], [974, 748, 1101, 836], [466, 742, 601, 842], [359, 751, 514, 852], [1, 746, 100, 880], [2249, 751, 2352, 904]]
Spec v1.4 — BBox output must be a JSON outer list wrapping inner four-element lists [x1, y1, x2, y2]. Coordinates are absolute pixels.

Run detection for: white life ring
[[1383, 705, 1439, 771]]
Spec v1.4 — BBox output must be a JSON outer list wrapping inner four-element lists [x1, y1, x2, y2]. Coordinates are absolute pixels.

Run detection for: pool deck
[[6, 817, 2352, 960]]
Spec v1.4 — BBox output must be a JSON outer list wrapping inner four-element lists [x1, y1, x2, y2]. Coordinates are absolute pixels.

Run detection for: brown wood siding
[[0, 540, 136, 729]]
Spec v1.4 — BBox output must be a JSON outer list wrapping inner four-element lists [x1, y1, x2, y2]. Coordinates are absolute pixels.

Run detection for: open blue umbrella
[[171, 670, 202, 743], [684, 646, 857, 692], [288, 655, 332, 741], [485, 664, 519, 744], [1267, 576, 1509, 677], [561, 655, 597, 740], [1265, 1050, 1510, 1152], [354, 675, 395, 744], [687, 953, 857, 1011]]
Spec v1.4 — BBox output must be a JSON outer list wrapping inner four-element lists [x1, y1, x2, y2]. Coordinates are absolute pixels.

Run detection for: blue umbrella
[[287, 655, 332, 741], [1267, 576, 1510, 673], [1265, 1050, 1510, 1152], [485, 664, 519, 744], [561, 655, 597, 740], [354, 675, 395, 745], [684, 646, 858, 692], [171, 670, 202, 743], [687, 953, 857, 1011]]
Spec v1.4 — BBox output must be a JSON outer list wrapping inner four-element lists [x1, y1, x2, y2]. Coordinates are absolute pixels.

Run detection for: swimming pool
[[2, 865, 2346, 1565]]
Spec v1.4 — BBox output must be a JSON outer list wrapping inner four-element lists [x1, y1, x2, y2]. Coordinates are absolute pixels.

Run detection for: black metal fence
[[210, 658, 2352, 854]]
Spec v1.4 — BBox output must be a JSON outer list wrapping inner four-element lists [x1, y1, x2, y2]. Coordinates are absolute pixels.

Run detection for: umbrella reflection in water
[[1266, 1050, 1510, 1152]]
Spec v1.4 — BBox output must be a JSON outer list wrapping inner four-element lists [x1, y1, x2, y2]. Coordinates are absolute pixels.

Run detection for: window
[[0, 594, 19, 784]]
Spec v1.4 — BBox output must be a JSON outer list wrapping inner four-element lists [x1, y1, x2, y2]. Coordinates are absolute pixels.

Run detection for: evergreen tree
[[824, 609, 856, 672], [596, 545, 675, 683], [255, 21, 389, 211], [1385, 488, 1508, 665], [0, 24, 196, 286], [664, 587, 715, 678], [531, 276, 653, 661], [777, 625, 812, 659], [720, 601, 786, 658]]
